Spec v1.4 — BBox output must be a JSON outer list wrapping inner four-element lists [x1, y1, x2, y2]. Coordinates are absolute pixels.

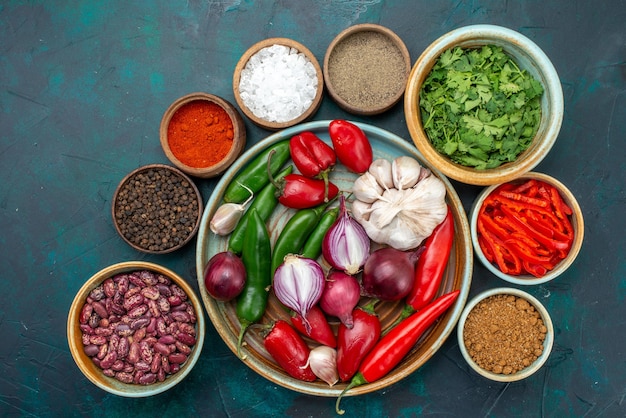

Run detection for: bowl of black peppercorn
[[112, 164, 203, 254]]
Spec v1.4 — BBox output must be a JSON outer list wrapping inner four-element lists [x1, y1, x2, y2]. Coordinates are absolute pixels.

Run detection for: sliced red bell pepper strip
[[498, 190, 549, 208], [500, 205, 570, 252]]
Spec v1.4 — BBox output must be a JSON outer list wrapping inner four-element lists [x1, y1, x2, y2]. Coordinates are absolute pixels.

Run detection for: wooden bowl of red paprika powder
[[160, 92, 246, 178]]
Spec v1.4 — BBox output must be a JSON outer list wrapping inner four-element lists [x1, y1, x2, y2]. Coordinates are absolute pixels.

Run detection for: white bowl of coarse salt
[[233, 37, 324, 130]]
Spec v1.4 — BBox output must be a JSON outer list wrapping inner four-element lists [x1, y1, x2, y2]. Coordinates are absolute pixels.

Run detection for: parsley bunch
[[419, 45, 544, 169]]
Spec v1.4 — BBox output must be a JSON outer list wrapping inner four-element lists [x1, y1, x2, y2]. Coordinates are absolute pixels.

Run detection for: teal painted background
[[1, 1, 625, 417]]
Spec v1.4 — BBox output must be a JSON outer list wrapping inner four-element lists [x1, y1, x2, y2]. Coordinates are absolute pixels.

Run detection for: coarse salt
[[238, 44, 318, 123]]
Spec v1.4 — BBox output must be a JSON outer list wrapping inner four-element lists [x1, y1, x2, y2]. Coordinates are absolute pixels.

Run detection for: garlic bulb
[[351, 156, 447, 250]]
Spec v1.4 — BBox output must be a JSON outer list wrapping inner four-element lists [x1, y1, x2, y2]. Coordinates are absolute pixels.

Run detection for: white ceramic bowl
[[457, 287, 554, 382], [405, 24, 564, 186], [469, 172, 584, 285]]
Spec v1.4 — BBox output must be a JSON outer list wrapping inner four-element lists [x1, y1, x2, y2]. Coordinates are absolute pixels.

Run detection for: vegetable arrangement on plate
[[202, 120, 461, 414]]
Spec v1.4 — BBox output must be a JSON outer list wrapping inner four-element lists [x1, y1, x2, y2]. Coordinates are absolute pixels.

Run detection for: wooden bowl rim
[[159, 92, 246, 178], [232, 37, 324, 131], [404, 24, 564, 186], [67, 261, 206, 397], [111, 163, 203, 254], [323, 23, 412, 115]]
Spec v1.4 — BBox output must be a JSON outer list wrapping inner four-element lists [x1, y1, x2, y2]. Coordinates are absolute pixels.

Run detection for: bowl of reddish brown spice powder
[[324, 24, 411, 115], [457, 287, 554, 382], [160, 92, 246, 178]]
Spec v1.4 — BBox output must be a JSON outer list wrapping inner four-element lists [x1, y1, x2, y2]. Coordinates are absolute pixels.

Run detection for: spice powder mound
[[114, 167, 199, 252], [328, 31, 407, 110], [463, 294, 547, 375], [167, 100, 234, 169]]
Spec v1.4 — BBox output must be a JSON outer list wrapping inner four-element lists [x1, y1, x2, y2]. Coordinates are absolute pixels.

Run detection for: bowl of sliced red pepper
[[470, 172, 584, 284]]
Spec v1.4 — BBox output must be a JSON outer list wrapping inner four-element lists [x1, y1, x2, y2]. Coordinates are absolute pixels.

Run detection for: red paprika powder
[[167, 100, 234, 168]]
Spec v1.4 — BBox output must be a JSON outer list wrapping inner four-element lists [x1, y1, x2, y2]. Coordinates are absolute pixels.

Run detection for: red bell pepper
[[290, 305, 337, 348], [406, 206, 455, 312], [336, 301, 381, 382], [335, 290, 460, 414], [328, 120, 373, 174], [262, 320, 317, 382], [290, 132, 336, 202], [267, 149, 339, 209], [289, 132, 336, 178], [275, 173, 339, 209]]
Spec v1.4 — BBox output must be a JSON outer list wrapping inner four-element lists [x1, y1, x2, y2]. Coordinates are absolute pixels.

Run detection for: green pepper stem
[[335, 372, 368, 415], [236, 321, 251, 360], [382, 304, 415, 336]]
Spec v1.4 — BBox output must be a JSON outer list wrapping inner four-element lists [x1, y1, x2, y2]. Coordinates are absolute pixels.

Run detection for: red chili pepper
[[267, 149, 339, 209], [328, 119, 373, 174], [275, 173, 339, 209], [336, 301, 381, 382], [262, 320, 317, 382], [289, 132, 336, 201], [289, 132, 336, 178], [406, 206, 455, 312], [290, 305, 337, 348], [335, 290, 460, 415]]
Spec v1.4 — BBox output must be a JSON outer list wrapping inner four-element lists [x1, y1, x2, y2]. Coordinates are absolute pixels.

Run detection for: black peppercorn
[[113, 166, 200, 253]]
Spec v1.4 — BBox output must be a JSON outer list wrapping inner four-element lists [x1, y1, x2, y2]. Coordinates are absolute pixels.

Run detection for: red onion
[[322, 195, 370, 275], [361, 247, 423, 301], [320, 270, 361, 329], [203, 251, 246, 301], [273, 255, 325, 333]]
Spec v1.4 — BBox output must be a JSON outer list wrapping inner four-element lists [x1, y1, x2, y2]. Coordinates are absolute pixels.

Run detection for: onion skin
[[203, 251, 246, 302], [361, 247, 421, 301], [322, 195, 370, 275], [273, 255, 325, 333], [319, 270, 361, 329]]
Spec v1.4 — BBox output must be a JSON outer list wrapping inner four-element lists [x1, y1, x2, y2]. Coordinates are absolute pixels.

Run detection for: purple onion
[[319, 270, 361, 329], [273, 255, 325, 333], [322, 195, 370, 275], [203, 251, 246, 302]]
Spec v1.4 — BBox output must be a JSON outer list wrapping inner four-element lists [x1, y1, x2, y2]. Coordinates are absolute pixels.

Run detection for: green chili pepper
[[271, 202, 331, 275], [236, 208, 271, 358], [228, 165, 293, 255], [300, 207, 339, 260], [223, 140, 291, 203]]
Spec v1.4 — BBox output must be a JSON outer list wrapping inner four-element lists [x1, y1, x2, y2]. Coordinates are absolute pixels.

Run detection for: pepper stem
[[382, 304, 415, 336], [236, 321, 251, 360], [335, 372, 368, 415], [266, 149, 282, 191]]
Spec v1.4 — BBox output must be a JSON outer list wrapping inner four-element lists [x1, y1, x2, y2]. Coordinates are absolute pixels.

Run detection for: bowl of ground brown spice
[[457, 287, 554, 382], [324, 24, 411, 115], [160, 92, 246, 178], [112, 164, 203, 254]]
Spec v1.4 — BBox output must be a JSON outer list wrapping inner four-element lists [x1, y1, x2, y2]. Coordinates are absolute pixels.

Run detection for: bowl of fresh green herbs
[[404, 24, 563, 186]]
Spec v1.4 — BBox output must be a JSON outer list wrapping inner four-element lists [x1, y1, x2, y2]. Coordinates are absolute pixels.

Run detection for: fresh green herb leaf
[[419, 45, 544, 169]]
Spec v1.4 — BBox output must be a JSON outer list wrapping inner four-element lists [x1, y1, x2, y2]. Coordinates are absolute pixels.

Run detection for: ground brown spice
[[327, 31, 406, 110], [463, 294, 547, 375]]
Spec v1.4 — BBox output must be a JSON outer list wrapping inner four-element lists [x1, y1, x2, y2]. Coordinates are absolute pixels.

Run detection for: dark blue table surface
[[1, 2, 625, 417]]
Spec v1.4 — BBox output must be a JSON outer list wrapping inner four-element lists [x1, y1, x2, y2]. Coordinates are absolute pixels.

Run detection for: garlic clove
[[392, 156, 423, 190], [307, 346, 339, 387], [210, 203, 246, 235], [352, 172, 383, 203], [368, 159, 394, 190]]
